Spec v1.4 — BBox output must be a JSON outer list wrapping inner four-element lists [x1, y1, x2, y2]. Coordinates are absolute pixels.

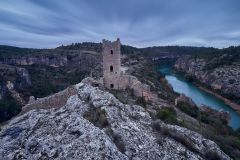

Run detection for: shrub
[[236, 128, 240, 134], [83, 107, 109, 129], [156, 107, 177, 124], [204, 151, 221, 160], [200, 112, 224, 128], [135, 97, 147, 107], [169, 132, 198, 153], [0, 96, 21, 123], [151, 121, 197, 153], [105, 127, 126, 153], [151, 121, 162, 132], [176, 102, 199, 118], [151, 121, 170, 136], [185, 75, 194, 82]]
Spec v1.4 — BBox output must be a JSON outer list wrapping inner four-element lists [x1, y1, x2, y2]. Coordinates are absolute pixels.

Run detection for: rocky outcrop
[[0, 50, 101, 96], [174, 56, 240, 104], [0, 48, 102, 123], [0, 64, 32, 89], [0, 50, 101, 68], [0, 64, 32, 105], [0, 78, 230, 159], [0, 50, 102, 89], [6, 81, 25, 106]]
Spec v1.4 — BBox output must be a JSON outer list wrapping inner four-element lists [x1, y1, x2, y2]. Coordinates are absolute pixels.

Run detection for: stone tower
[[102, 38, 121, 89]]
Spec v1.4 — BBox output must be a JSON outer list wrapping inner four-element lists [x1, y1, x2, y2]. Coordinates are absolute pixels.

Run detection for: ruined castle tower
[[102, 38, 121, 89], [102, 38, 156, 101]]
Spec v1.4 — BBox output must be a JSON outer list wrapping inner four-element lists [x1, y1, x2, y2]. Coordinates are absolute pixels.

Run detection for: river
[[157, 63, 240, 129]]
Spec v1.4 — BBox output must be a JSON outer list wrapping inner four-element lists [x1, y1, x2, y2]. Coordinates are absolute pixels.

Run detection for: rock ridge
[[0, 78, 231, 159]]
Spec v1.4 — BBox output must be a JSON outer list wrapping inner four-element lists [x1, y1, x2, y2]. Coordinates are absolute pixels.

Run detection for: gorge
[[0, 43, 240, 159], [158, 62, 240, 129]]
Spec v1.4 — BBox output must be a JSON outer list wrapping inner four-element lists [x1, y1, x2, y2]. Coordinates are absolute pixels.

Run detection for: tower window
[[110, 66, 113, 72], [110, 50, 113, 54], [110, 84, 114, 88]]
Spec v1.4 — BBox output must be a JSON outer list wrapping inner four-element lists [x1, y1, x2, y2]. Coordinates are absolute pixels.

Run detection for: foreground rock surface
[[0, 79, 231, 159]]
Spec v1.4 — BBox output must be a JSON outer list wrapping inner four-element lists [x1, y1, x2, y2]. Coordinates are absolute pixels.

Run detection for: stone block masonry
[[102, 39, 157, 101], [102, 38, 122, 89], [21, 86, 77, 114]]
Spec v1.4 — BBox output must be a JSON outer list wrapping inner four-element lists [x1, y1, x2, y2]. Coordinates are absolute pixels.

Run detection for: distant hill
[[2, 42, 240, 59], [0, 45, 45, 58], [56, 42, 102, 52]]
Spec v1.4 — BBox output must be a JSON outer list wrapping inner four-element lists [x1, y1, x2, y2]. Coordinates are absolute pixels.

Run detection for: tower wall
[[102, 38, 157, 101], [102, 39, 122, 89]]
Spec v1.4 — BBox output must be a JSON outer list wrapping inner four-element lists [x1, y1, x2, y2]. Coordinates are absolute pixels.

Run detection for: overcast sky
[[0, 0, 240, 48]]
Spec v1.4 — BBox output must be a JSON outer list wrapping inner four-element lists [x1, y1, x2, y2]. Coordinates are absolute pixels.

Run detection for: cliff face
[[174, 55, 240, 104], [0, 79, 230, 160], [0, 48, 102, 123], [0, 50, 100, 68], [0, 49, 102, 98], [0, 64, 32, 103]]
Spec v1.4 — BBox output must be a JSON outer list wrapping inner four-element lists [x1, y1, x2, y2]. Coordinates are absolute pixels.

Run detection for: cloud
[[0, 0, 240, 48]]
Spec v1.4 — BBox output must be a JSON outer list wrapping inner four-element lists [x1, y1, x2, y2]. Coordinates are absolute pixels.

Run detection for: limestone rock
[[6, 81, 25, 106], [28, 96, 36, 104], [0, 64, 32, 105], [0, 78, 231, 160]]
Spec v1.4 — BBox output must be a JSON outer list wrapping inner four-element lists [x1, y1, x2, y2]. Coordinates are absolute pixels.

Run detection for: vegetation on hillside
[[20, 65, 90, 98], [56, 42, 102, 52], [0, 95, 21, 123], [190, 46, 240, 71], [140, 46, 219, 57], [3, 43, 239, 58], [126, 51, 239, 159], [156, 107, 177, 124], [0, 45, 46, 59], [0, 42, 240, 158]]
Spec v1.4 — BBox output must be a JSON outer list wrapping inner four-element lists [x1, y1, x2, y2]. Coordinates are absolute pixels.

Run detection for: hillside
[[0, 78, 230, 159], [174, 46, 240, 105], [0, 43, 217, 121], [0, 44, 240, 159], [0, 43, 239, 123], [0, 45, 102, 122]]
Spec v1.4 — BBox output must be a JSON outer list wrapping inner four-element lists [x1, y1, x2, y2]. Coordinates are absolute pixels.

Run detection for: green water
[[158, 64, 240, 129]]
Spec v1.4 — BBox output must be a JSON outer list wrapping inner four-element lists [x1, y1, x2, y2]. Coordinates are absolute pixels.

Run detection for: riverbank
[[196, 84, 240, 114], [171, 68, 240, 115], [159, 65, 240, 129]]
